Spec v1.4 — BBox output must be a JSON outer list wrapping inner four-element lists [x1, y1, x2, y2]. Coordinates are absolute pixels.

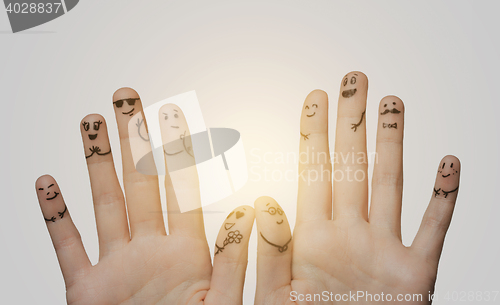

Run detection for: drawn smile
[[442, 174, 450, 178], [122, 108, 135, 115], [342, 89, 357, 98], [277, 219, 283, 224], [164, 149, 183, 156], [88, 134, 97, 140], [306, 112, 316, 117], [47, 192, 59, 200]]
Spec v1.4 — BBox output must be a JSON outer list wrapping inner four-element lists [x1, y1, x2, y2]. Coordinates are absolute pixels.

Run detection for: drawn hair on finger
[[351, 110, 365, 132]]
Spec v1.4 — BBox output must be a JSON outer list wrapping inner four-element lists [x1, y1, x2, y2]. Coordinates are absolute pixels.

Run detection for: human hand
[[254, 73, 461, 304], [35, 88, 255, 305]]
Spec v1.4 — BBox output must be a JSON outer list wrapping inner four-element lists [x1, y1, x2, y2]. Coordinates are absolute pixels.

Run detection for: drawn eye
[[343, 78, 348, 86], [393, 102, 396, 105], [442, 163, 445, 169], [126, 98, 137, 106], [305, 105, 309, 109], [312, 104, 318, 108], [268, 207, 276, 215], [174, 114, 179, 118], [277, 208, 283, 215], [164, 115, 168, 120], [38, 188, 43, 191], [350, 76, 356, 84], [82, 122, 90, 131], [93, 121, 102, 131], [450, 163, 453, 168], [114, 100, 124, 108]]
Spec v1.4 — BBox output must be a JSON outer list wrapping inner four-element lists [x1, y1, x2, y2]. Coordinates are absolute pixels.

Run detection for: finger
[[81, 114, 129, 257], [113, 88, 165, 237], [255, 196, 292, 303], [369, 96, 405, 238], [297, 90, 332, 224], [159, 104, 206, 239], [35, 175, 91, 287], [412, 155, 461, 264], [333, 71, 369, 220], [207, 206, 255, 304]]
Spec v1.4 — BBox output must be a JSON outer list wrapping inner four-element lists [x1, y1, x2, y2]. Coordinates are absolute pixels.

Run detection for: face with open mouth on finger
[[341, 72, 359, 98], [437, 161, 458, 178], [82, 119, 102, 140]]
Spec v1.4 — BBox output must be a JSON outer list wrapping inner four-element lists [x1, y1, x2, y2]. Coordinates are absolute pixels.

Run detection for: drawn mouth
[[171, 126, 179, 128], [88, 134, 97, 140], [342, 89, 357, 98], [306, 112, 316, 117], [381, 108, 401, 115], [164, 149, 183, 156], [47, 192, 59, 200], [122, 108, 135, 115], [277, 219, 283, 224], [442, 174, 450, 178]]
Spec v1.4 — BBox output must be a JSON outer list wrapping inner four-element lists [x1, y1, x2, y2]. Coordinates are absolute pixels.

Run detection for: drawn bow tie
[[383, 122, 397, 129]]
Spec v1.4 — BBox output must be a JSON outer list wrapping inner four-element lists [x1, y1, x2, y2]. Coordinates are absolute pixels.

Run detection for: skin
[[35, 87, 255, 305], [255, 72, 461, 304]]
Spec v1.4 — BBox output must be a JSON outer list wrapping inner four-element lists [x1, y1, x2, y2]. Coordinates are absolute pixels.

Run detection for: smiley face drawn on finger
[[437, 162, 458, 178], [113, 98, 139, 117], [37, 183, 60, 201], [82, 117, 111, 159], [82, 120, 102, 140], [161, 106, 194, 157], [380, 101, 401, 115], [304, 103, 318, 117], [262, 203, 284, 225], [342, 73, 358, 98]]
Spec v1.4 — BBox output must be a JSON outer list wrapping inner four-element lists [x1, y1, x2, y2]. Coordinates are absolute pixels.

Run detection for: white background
[[1, 1, 499, 304]]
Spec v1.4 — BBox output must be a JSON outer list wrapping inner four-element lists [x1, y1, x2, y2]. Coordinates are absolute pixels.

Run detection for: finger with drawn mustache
[[380, 108, 401, 115]]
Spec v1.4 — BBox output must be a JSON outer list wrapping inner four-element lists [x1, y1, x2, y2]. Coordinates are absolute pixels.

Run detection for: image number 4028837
[[4, 0, 79, 33]]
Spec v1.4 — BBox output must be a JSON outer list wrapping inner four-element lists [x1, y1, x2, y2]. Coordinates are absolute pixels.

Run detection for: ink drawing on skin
[[113, 98, 139, 117], [342, 73, 358, 98], [82, 119, 110, 159], [301, 102, 318, 140], [38, 183, 67, 222], [434, 162, 459, 198], [161, 107, 194, 158], [351, 110, 365, 132], [215, 208, 246, 255], [260, 203, 291, 253], [136, 118, 149, 142], [380, 101, 401, 115]]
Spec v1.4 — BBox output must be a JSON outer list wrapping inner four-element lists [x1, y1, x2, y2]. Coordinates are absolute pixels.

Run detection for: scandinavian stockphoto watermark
[[3, 0, 79, 33], [250, 147, 378, 185]]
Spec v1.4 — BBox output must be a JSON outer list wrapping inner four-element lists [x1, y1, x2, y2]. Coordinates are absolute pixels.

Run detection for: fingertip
[[306, 89, 328, 100], [254, 196, 278, 210], [35, 174, 55, 188], [80, 114, 106, 131], [113, 87, 140, 102], [379, 95, 405, 113]]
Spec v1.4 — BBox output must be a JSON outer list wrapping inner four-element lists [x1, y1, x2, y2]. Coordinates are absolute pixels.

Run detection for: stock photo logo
[[128, 91, 248, 212], [4, 0, 79, 33]]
